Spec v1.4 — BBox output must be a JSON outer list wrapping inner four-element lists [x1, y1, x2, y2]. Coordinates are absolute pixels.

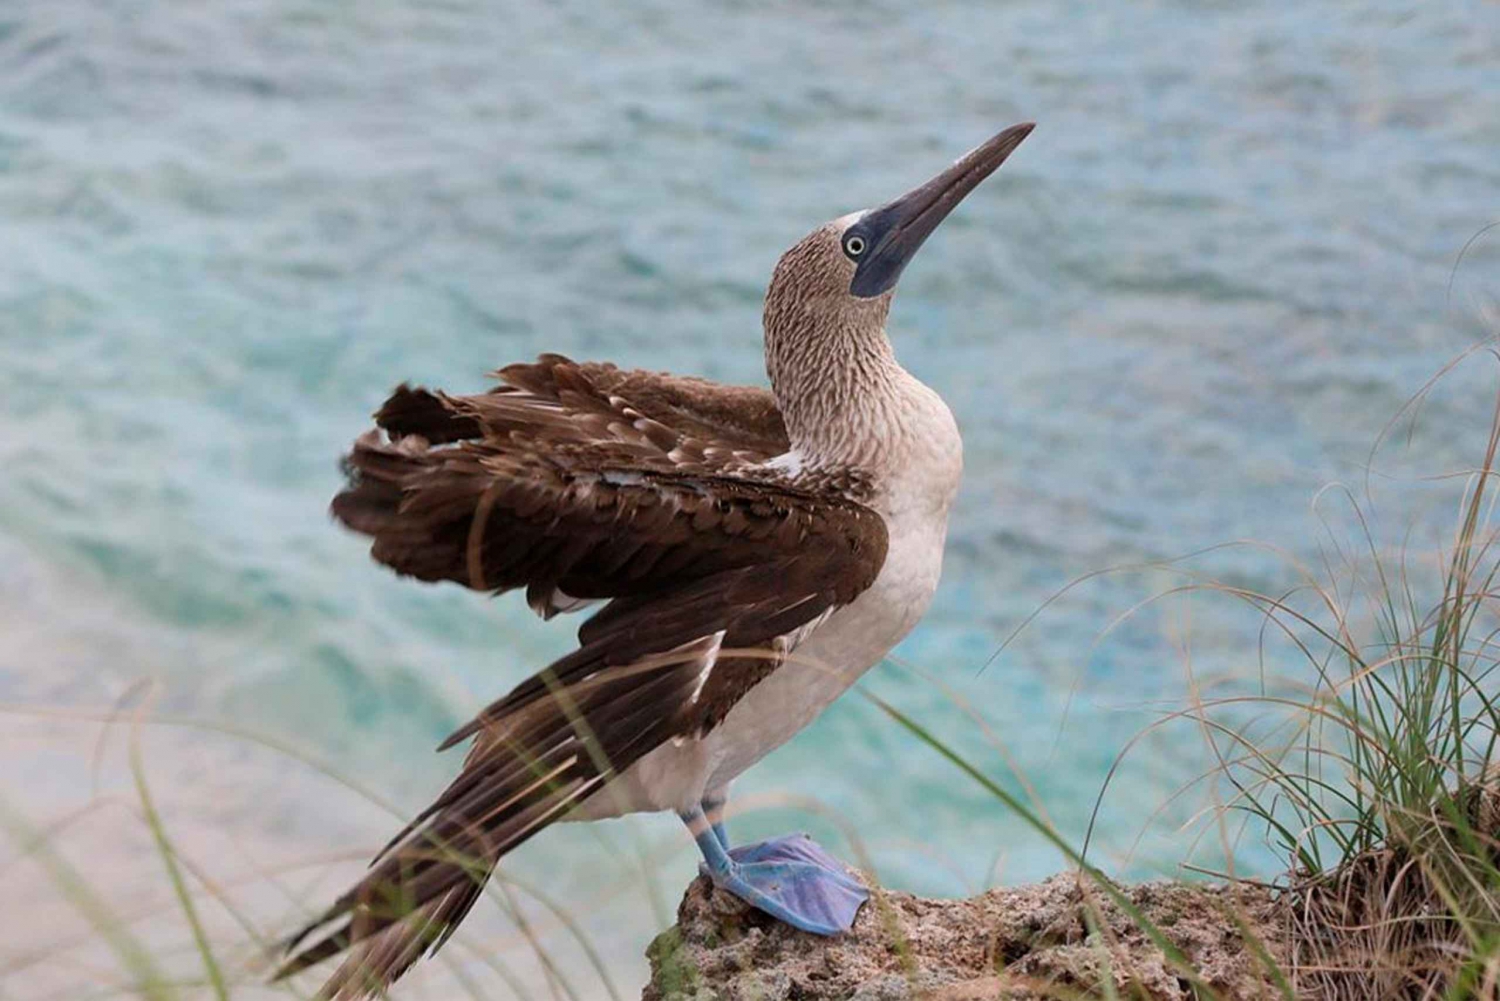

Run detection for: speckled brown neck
[[761, 225, 906, 472]]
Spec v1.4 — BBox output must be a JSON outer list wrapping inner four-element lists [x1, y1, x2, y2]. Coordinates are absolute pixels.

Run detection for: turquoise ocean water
[[4, 2, 1500, 997]]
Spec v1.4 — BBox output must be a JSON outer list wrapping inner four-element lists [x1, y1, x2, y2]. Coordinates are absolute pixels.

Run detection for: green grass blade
[[0, 790, 175, 1001], [127, 726, 229, 1001]]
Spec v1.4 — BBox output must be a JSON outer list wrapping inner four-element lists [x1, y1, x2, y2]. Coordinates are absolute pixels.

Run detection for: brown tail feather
[[284, 881, 488, 1000], [274, 629, 714, 998], [273, 752, 601, 996]]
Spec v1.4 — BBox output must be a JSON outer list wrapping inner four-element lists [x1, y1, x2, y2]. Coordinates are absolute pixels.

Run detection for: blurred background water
[[3, 1, 1500, 997]]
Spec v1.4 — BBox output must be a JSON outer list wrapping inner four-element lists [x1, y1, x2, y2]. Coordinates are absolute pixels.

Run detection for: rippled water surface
[[4, 1, 1500, 996]]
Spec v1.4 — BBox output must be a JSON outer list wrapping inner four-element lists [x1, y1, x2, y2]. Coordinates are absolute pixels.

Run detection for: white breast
[[699, 505, 950, 790], [571, 371, 963, 820]]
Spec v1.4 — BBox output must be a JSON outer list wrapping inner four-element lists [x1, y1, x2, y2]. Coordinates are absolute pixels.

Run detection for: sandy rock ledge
[[643, 871, 1286, 1001]]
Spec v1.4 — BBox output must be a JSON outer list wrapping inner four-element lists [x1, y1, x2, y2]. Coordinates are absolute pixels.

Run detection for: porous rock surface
[[643, 871, 1286, 1000]]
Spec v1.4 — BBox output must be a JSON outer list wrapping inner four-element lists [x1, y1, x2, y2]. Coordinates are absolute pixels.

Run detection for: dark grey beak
[[848, 122, 1035, 298]]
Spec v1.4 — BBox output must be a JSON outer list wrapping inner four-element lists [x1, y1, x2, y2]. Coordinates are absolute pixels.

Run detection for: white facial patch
[[830, 209, 868, 235]]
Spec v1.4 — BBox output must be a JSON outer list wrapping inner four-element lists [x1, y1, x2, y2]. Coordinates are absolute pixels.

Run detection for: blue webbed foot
[[698, 832, 868, 935]]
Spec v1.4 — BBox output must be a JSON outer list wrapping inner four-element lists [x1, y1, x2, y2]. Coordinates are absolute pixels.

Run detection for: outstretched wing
[[332, 353, 825, 617], [276, 357, 886, 997]]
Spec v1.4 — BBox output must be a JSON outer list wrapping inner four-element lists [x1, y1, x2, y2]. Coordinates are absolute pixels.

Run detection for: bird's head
[[764, 122, 1035, 335]]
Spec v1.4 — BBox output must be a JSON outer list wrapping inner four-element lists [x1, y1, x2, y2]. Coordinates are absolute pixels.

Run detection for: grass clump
[[1144, 357, 1500, 998]]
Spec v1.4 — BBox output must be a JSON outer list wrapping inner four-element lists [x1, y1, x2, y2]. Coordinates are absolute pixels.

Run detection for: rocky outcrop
[[644, 871, 1286, 1000]]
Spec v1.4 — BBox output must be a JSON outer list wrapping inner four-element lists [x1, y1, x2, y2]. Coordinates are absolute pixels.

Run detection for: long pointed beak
[[850, 121, 1035, 298]]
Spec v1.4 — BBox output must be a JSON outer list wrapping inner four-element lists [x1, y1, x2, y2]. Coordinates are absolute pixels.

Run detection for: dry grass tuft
[[1285, 778, 1500, 1001]]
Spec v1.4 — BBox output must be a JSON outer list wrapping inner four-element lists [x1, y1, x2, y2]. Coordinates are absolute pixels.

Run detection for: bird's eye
[[844, 235, 866, 258]]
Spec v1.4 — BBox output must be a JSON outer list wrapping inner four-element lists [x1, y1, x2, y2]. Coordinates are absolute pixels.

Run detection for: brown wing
[[276, 358, 886, 997], [333, 353, 815, 617]]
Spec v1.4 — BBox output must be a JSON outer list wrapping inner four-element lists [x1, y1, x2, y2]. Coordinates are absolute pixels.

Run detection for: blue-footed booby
[[277, 122, 1034, 997]]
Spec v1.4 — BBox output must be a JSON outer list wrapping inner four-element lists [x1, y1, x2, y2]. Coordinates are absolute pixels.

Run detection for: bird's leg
[[700, 785, 730, 850], [679, 807, 868, 936]]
